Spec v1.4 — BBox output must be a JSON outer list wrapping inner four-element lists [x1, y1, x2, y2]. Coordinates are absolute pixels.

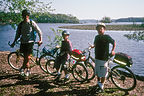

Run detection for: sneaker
[[20, 69, 25, 76], [96, 87, 104, 93], [98, 82, 104, 90], [97, 82, 104, 93], [25, 69, 31, 77], [89, 84, 102, 94], [64, 74, 70, 82]]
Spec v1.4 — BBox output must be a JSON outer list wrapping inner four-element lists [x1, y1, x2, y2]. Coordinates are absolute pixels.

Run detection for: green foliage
[[124, 31, 144, 41], [31, 12, 79, 23], [46, 28, 63, 49], [0, 0, 79, 29], [141, 24, 144, 28], [100, 16, 112, 23], [0, 0, 53, 29]]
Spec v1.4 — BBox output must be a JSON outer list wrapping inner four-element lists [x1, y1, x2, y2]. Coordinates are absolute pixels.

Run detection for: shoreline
[[59, 24, 144, 31]]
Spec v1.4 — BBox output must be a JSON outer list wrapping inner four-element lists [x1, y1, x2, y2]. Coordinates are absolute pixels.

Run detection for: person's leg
[[62, 60, 70, 82], [54, 57, 63, 81], [64, 68, 69, 79], [98, 60, 108, 90], [25, 43, 34, 76], [99, 77, 106, 90], [19, 43, 26, 76], [95, 59, 101, 84], [24, 53, 31, 76]]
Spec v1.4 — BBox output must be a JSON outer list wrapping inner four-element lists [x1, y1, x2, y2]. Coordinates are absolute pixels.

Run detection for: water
[[0, 23, 144, 76]]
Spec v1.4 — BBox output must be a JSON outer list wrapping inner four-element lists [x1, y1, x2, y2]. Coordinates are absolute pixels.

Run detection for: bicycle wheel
[[84, 61, 95, 81], [110, 65, 136, 91], [72, 62, 88, 82], [8, 52, 24, 71], [46, 59, 57, 76], [39, 54, 55, 73]]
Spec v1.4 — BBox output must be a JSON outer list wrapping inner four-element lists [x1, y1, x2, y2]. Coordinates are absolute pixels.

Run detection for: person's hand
[[56, 45, 61, 48], [38, 41, 42, 46], [111, 50, 115, 56]]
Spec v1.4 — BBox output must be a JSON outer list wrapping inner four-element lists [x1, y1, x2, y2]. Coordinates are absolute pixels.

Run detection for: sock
[[98, 82, 104, 90], [65, 74, 70, 78], [57, 72, 61, 75]]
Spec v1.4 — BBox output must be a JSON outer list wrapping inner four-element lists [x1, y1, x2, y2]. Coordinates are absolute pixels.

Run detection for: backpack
[[71, 49, 85, 61], [113, 52, 133, 67], [29, 19, 37, 41], [19, 19, 37, 42]]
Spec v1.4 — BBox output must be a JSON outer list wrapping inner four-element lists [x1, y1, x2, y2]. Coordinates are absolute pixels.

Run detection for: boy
[[55, 30, 72, 82], [91, 23, 116, 92]]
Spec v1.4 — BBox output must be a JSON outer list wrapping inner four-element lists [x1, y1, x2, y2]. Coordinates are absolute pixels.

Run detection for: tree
[[0, 0, 53, 29], [100, 16, 111, 23]]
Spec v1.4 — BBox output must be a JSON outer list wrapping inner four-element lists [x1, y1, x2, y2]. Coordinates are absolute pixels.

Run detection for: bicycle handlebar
[[8, 41, 41, 48]]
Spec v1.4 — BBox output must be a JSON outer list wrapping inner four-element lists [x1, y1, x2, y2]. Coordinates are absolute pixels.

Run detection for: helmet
[[62, 30, 70, 36], [96, 22, 106, 30], [22, 9, 30, 16]]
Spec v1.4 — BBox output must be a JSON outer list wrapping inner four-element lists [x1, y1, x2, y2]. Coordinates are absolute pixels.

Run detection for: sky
[[44, 0, 144, 20]]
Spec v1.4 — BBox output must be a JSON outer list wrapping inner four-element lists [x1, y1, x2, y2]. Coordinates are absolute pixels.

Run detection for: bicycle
[[42, 47, 89, 82], [8, 41, 49, 74], [82, 47, 95, 81], [83, 45, 137, 91]]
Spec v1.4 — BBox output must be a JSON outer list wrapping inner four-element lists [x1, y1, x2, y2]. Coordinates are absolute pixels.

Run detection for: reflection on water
[[0, 23, 144, 76]]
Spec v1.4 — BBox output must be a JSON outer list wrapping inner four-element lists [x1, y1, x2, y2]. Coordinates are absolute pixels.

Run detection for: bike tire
[[8, 52, 24, 71], [45, 59, 57, 76], [110, 65, 136, 91], [39, 54, 55, 73], [84, 61, 95, 81], [72, 62, 88, 82]]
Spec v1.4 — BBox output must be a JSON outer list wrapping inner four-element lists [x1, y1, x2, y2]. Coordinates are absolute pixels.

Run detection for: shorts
[[54, 55, 67, 70], [95, 59, 108, 77], [20, 43, 34, 54]]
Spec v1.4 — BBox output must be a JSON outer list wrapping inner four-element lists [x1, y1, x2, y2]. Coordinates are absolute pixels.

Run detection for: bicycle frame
[[8, 41, 41, 68], [83, 45, 136, 91]]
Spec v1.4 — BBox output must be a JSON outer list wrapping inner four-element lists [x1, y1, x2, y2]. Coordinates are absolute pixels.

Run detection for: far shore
[[59, 24, 144, 31]]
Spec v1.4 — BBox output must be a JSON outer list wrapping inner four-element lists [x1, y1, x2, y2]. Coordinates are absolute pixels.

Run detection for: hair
[[22, 9, 30, 16]]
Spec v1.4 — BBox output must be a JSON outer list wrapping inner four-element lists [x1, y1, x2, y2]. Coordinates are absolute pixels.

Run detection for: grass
[[59, 24, 144, 31]]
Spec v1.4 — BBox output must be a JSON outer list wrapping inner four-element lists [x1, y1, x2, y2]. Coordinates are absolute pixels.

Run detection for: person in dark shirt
[[91, 23, 116, 92], [10, 9, 42, 77], [55, 30, 72, 82]]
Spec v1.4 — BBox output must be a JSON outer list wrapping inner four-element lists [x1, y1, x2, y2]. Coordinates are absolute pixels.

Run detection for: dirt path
[[0, 51, 144, 96]]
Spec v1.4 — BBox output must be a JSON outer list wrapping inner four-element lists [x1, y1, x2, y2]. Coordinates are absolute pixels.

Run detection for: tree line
[[0, 12, 79, 24]]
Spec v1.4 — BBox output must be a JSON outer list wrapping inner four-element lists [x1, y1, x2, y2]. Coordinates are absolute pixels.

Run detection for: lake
[[0, 23, 144, 76]]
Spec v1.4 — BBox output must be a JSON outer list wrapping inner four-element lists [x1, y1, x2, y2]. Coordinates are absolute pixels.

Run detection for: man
[[11, 9, 42, 76], [91, 22, 116, 92]]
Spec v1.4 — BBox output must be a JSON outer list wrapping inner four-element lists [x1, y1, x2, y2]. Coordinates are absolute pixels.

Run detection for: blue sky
[[44, 0, 144, 20]]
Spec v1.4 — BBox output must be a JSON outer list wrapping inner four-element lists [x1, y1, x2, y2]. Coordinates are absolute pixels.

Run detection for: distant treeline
[[0, 12, 79, 24], [114, 17, 144, 22], [31, 12, 79, 23]]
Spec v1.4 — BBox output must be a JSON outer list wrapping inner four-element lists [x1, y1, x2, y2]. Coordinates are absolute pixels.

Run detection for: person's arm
[[11, 24, 21, 47], [32, 21, 42, 45], [111, 41, 116, 55], [90, 36, 97, 48]]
